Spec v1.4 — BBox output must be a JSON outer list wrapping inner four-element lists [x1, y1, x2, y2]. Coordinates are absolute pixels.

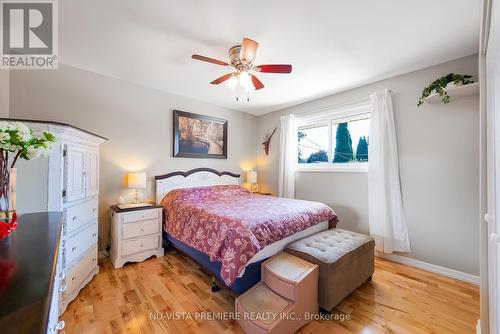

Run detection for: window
[[297, 124, 329, 164], [296, 103, 371, 172]]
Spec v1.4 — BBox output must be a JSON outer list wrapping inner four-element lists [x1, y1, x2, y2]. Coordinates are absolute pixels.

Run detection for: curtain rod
[[294, 96, 370, 117], [294, 89, 393, 117]]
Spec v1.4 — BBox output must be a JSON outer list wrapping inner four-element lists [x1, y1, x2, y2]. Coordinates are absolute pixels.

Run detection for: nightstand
[[110, 205, 164, 269]]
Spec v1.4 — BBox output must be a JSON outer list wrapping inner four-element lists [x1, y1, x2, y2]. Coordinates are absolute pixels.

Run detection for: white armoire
[[15, 120, 106, 315]]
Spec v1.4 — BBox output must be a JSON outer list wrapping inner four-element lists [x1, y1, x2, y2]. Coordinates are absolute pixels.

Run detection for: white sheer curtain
[[278, 114, 296, 198], [368, 89, 411, 253]]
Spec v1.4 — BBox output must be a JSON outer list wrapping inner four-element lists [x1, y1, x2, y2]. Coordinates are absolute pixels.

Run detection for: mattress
[[161, 185, 338, 285], [239, 221, 329, 275]]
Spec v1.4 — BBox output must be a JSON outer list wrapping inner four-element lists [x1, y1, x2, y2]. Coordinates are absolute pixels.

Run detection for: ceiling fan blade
[[210, 72, 235, 85], [192, 54, 230, 66], [251, 74, 264, 90], [255, 64, 292, 73], [240, 38, 259, 63]]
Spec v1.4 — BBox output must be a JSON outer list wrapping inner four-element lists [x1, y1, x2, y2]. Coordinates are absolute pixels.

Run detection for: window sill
[[295, 163, 368, 173]]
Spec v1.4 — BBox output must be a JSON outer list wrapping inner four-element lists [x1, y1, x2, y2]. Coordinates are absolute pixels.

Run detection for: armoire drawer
[[64, 198, 98, 235], [122, 219, 159, 240], [123, 209, 159, 223], [122, 235, 159, 256], [64, 247, 97, 296], [64, 221, 97, 266]]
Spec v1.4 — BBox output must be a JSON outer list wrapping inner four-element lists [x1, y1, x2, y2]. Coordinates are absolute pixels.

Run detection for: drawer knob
[[55, 320, 65, 330], [72, 216, 77, 221], [92, 233, 97, 238], [92, 258, 96, 262], [140, 229, 144, 232], [140, 244, 143, 247], [72, 247, 77, 252], [93, 208, 97, 212], [59, 285, 67, 292], [72, 277, 76, 281]]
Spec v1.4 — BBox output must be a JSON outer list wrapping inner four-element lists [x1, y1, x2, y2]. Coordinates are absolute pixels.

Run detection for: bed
[[156, 168, 338, 293]]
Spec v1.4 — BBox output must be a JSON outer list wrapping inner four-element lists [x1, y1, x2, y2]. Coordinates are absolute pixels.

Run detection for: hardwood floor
[[61, 248, 479, 334]]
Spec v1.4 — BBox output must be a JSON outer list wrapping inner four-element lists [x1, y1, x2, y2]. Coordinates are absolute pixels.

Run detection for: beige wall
[[9, 64, 258, 250], [0, 70, 8, 117], [255, 55, 480, 275]]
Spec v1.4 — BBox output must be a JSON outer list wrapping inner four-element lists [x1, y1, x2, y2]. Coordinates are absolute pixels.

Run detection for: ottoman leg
[[319, 307, 330, 315]]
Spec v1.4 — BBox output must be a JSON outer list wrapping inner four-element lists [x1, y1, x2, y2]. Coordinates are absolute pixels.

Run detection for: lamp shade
[[247, 171, 258, 184], [128, 172, 146, 189]]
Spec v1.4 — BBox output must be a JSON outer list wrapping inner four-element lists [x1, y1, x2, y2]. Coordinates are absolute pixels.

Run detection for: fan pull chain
[[234, 90, 251, 102]]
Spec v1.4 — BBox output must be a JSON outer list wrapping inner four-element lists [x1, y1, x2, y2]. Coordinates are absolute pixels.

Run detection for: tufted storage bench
[[285, 228, 375, 311]]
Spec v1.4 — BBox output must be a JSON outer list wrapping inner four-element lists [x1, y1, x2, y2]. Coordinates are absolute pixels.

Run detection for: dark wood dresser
[[0, 212, 63, 334]]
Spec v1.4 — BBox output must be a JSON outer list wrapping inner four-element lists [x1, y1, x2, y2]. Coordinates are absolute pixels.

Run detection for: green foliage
[[297, 131, 306, 163], [333, 123, 353, 163], [306, 150, 328, 163], [418, 73, 474, 107], [355, 136, 369, 162], [19, 131, 56, 160]]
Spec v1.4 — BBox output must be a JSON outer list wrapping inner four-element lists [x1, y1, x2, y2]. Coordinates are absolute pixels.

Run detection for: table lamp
[[247, 171, 258, 193], [128, 172, 146, 203]]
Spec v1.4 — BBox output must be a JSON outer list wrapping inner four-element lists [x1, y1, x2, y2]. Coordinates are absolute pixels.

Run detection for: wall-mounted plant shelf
[[424, 82, 479, 104]]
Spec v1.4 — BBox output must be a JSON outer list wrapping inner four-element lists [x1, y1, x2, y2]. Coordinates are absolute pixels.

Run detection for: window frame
[[295, 102, 371, 173]]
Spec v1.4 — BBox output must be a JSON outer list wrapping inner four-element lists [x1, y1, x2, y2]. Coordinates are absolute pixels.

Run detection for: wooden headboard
[[155, 168, 240, 204]]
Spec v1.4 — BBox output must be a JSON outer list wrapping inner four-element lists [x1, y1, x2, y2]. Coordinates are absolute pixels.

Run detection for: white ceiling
[[60, 0, 480, 115]]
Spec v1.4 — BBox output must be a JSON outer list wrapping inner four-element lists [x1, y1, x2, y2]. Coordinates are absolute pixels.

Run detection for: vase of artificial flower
[[0, 157, 13, 221], [0, 121, 56, 238]]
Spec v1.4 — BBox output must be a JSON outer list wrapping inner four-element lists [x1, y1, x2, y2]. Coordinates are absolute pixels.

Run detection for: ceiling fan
[[192, 38, 292, 96]]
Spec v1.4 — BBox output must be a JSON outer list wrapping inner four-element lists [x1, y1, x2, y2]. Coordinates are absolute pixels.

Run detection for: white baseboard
[[476, 319, 481, 334], [376, 252, 480, 285]]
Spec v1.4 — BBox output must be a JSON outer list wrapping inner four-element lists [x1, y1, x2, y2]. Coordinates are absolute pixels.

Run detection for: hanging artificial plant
[[417, 73, 474, 107]]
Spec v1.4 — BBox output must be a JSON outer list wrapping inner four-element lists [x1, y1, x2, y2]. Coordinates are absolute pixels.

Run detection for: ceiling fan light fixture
[[238, 71, 254, 91], [225, 75, 238, 90], [192, 37, 291, 96], [240, 38, 258, 63]]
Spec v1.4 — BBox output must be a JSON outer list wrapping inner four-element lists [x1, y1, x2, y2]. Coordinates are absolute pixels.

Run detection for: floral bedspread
[[161, 185, 338, 285]]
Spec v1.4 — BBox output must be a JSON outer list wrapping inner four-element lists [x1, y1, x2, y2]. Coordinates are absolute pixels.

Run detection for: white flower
[[26, 144, 53, 160], [26, 146, 42, 159], [0, 143, 20, 152], [0, 122, 9, 131], [0, 132, 10, 141], [20, 132, 32, 142], [13, 121, 29, 132], [12, 122, 31, 142], [6, 122, 17, 131]]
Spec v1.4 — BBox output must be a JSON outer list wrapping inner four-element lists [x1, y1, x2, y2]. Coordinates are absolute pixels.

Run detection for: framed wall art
[[173, 110, 228, 159]]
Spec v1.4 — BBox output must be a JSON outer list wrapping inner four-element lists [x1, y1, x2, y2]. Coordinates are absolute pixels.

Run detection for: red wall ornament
[[262, 127, 277, 156]]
